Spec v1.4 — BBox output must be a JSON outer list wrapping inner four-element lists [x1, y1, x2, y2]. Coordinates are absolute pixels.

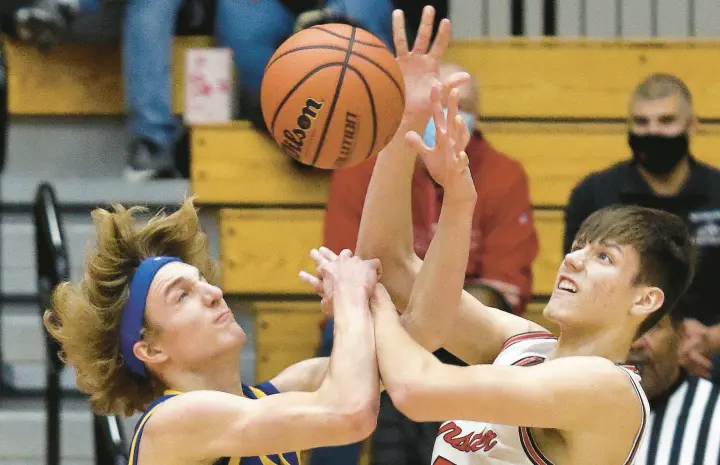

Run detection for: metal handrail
[[34, 183, 129, 465]]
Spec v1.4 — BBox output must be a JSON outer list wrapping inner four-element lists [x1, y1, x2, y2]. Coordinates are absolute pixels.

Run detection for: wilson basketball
[[260, 23, 405, 169]]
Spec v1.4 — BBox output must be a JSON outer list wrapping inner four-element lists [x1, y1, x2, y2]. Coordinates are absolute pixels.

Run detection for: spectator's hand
[[679, 319, 714, 379], [393, 6, 469, 125], [405, 86, 475, 203]]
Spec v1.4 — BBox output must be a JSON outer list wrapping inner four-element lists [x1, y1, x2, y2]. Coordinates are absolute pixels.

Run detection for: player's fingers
[[405, 130, 432, 154], [318, 246, 338, 261], [298, 271, 324, 296], [441, 72, 471, 100], [392, 10, 409, 56], [455, 114, 472, 149], [445, 88, 459, 133], [412, 5, 435, 54], [431, 92, 447, 135], [339, 249, 353, 259], [429, 18, 451, 59], [309, 248, 327, 267], [367, 258, 383, 277], [456, 151, 469, 171]]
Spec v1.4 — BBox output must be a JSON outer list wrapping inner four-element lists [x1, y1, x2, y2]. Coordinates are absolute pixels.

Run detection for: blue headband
[[120, 256, 181, 377]]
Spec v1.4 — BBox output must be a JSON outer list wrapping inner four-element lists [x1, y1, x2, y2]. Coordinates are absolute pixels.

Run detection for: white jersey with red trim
[[430, 331, 649, 465]]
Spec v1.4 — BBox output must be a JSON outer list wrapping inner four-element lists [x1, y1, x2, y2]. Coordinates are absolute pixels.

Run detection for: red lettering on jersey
[[433, 457, 456, 465], [438, 421, 497, 453]]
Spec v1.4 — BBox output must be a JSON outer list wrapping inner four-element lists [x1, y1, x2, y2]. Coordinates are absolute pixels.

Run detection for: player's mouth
[[214, 310, 232, 323], [557, 276, 578, 294]]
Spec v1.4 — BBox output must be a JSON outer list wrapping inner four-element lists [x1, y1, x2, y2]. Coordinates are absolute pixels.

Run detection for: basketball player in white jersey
[[302, 6, 696, 464]]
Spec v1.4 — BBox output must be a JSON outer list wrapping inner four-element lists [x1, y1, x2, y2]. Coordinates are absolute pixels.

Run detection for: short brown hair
[[631, 73, 694, 116], [574, 204, 695, 336], [43, 198, 217, 416]]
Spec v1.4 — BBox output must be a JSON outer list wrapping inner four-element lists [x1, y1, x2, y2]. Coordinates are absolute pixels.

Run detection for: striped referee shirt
[[634, 372, 720, 465]]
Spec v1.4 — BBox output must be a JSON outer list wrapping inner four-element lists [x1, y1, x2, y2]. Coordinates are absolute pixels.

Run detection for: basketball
[[260, 23, 405, 169]]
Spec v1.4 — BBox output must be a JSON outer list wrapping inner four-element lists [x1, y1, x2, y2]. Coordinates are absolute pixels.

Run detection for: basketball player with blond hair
[[42, 5, 474, 464], [43, 199, 385, 465], [304, 6, 696, 464]]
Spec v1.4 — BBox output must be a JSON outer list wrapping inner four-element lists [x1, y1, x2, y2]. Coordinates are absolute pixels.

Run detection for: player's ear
[[134, 339, 169, 370], [630, 286, 664, 317]]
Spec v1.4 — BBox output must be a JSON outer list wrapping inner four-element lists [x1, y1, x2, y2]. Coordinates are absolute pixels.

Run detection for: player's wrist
[[443, 182, 477, 205], [400, 113, 430, 133], [331, 285, 370, 306]]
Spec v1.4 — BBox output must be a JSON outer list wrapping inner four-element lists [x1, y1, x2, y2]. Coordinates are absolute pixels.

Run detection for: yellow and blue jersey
[[128, 382, 302, 465]]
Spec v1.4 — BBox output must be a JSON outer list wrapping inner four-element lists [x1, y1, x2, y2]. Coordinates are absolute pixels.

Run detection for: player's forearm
[[321, 290, 379, 420], [355, 118, 425, 263], [401, 197, 476, 351], [373, 302, 440, 407]]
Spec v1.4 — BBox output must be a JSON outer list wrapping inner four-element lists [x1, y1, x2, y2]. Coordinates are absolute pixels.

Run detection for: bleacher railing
[[0, 39, 6, 173], [34, 183, 129, 465]]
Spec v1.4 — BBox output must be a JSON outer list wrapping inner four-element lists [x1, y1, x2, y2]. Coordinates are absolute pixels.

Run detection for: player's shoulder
[[546, 356, 646, 395], [494, 330, 557, 365]]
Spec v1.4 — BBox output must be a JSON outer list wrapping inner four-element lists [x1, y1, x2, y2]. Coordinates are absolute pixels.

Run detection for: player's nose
[[562, 248, 585, 272], [200, 281, 223, 307]]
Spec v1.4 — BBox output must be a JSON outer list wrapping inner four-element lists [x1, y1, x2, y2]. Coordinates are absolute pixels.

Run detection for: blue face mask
[[422, 109, 476, 148]]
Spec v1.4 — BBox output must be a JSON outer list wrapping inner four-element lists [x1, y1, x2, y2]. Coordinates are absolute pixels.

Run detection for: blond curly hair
[[43, 198, 217, 416]]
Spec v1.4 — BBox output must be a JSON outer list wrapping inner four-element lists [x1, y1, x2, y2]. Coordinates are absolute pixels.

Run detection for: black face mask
[[628, 132, 690, 175]]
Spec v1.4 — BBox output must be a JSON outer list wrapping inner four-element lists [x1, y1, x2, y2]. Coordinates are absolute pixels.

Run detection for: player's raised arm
[[395, 85, 477, 351], [354, 6, 537, 365], [144, 252, 380, 461]]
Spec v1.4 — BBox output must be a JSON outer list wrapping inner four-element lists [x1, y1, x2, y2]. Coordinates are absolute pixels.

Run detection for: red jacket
[[323, 131, 539, 315]]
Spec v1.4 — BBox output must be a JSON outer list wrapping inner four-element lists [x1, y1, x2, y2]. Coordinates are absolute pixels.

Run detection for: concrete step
[[0, 397, 142, 461], [0, 175, 190, 208], [0, 460, 93, 465], [0, 398, 93, 460]]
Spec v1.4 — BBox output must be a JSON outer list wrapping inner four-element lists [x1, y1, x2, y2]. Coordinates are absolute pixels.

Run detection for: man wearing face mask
[[565, 72, 720, 384], [316, 61, 539, 465]]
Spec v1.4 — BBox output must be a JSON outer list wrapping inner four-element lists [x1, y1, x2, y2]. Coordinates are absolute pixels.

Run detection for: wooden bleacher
[[8, 37, 720, 462], [3, 35, 212, 115]]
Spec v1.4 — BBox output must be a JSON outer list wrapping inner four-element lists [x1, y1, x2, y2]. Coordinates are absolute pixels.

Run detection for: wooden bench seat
[[4, 35, 212, 115], [218, 207, 563, 298], [444, 38, 720, 119], [9, 37, 720, 118], [192, 121, 720, 207]]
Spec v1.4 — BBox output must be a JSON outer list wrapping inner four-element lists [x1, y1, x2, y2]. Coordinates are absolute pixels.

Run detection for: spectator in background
[[565, 73, 720, 384], [628, 307, 720, 464], [316, 61, 539, 465], [13, 0, 393, 181]]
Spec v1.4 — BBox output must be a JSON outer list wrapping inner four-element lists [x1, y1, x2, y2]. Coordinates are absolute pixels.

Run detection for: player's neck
[[163, 358, 245, 397], [548, 325, 634, 364]]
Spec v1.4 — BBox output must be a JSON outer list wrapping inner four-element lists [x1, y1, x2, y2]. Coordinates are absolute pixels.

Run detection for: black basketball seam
[[311, 27, 357, 166], [266, 45, 347, 71], [265, 45, 404, 101], [312, 25, 384, 48], [270, 62, 343, 133], [346, 64, 377, 163]]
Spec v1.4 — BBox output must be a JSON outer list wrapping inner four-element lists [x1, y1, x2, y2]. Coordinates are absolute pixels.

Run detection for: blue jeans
[[122, 0, 393, 150], [310, 318, 364, 465]]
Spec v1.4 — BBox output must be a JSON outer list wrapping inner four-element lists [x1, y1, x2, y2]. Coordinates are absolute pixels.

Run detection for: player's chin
[[542, 298, 574, 325]]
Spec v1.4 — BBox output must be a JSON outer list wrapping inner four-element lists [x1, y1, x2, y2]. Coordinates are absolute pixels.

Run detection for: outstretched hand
[[393, 6, 470, 125], [405, 86, 475, 202], [299, 247, 382, 313]]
